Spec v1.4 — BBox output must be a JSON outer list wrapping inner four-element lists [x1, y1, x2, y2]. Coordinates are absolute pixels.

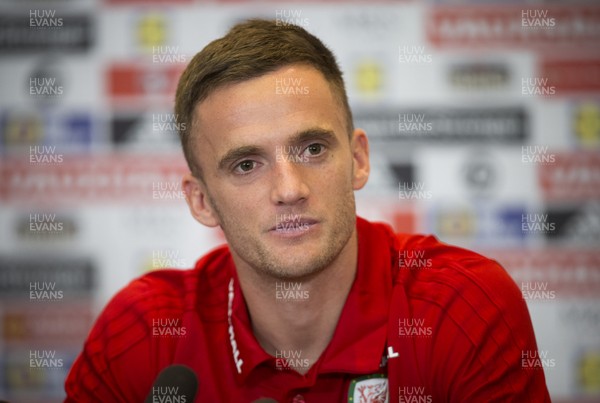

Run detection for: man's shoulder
[[396, 232, 498, 270], [89, 245, 232, 346], [114, 244, 233, 311], [359, 217, 502, 276], [390, 230, 519, 309]]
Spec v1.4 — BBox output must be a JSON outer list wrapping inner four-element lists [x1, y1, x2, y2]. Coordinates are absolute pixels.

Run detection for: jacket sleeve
[[418, 258, 551, 402], [64, 274, 181, 402], [390, 235, 551, 403]]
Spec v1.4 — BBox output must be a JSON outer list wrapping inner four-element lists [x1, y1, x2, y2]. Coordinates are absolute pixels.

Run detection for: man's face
[[183, 64, 369, 280]]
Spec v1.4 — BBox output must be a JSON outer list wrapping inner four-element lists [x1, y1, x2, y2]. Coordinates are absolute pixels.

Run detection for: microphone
[[145, 364, 198, 403], [253, 399, 277, 402]]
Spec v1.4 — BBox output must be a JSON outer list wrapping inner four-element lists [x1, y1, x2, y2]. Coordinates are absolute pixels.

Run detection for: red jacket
[[65, 217, 550, 402]]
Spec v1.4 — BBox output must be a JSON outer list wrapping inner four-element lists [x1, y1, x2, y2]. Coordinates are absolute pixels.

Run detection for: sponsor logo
[[1, 305, 93, 344], [449, 62, 510, 90], [0, 155, 188, 203], [485, 249, 600, 298], [334, 9, 400, 39], [492, 206, 528, 241], [354, 108, 527, 143], [0, 14, 93, 53], [0, 257, 95, 296], [135, 12, 167, 53], [353, 59, 385, 98], [434, 208, 477, 238], [433, 205, 527, 244], [576, 350, 600, 392], [543, 204, 600, 244], [107, 64, 185, 101], [539, 152, 600, 201], [542, 59, 600, 94], [1, 110, 44, 147], [112, 112, 181, 149], [427, 6, 600, 48], [348, 374, 388, 403], [2, 110, 93, 151], [461, 151, 497, 197], [573, 102, 600, 148]]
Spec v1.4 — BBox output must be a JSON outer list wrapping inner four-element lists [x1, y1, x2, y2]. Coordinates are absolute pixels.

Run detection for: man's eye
[[305, 143, 324, 156], [235, 160, 255, 173]]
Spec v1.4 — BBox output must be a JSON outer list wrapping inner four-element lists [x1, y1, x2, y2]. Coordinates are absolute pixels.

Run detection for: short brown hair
[[174, 18, 354, 177]]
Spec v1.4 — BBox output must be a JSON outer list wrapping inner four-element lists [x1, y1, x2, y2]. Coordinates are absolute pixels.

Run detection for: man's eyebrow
[[288, 127, 337, 145], [218, 145, 264, 171]]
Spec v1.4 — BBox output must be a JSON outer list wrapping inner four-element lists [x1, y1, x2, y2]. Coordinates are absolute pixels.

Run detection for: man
[[65, 19, 550, 402]]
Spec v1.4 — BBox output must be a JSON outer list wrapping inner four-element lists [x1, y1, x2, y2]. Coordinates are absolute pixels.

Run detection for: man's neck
[[234, 229, 358, 375]]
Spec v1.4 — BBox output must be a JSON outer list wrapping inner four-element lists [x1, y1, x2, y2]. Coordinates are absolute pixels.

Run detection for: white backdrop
[[1, 1, 599, 402]]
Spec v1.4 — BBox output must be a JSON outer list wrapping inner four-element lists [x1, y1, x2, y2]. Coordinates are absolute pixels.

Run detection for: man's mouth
[[269, 217, 319, 234]]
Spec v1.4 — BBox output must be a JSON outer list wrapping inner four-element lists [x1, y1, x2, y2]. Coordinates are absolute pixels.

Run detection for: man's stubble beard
[[206, 186, 357, 282]]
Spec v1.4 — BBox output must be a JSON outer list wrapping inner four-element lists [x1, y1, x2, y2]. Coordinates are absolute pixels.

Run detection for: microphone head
[[253, 399, 278, 403], [145, 364, 198, 403]]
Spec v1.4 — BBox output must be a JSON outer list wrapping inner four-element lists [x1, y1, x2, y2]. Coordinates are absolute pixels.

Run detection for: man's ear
[[182, 173, 220, 227], [351, 128, 370, 190]]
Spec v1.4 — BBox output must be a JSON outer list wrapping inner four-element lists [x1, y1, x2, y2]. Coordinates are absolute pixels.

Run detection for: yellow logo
[[4, 113, 43, 146], [354, 60, 384, 98], [579, 350, 600, 392], [436, 209, 476, 237], [574, 103, 600, 148], [136, 12, 167, 53]]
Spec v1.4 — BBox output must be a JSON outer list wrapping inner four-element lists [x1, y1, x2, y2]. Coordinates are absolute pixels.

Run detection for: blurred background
[[0, 0, 599, 402]]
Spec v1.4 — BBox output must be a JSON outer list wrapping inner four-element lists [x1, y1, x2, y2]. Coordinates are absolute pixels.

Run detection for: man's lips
[[268, 217, 319, 232]]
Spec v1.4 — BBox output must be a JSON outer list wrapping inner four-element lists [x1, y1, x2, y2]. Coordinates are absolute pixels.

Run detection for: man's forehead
[[190, 65, 344, 151], [195, 65, 335, 120]]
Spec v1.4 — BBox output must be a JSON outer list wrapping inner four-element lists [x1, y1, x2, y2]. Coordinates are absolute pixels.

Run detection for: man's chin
[[257, 252, 331, 282]]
